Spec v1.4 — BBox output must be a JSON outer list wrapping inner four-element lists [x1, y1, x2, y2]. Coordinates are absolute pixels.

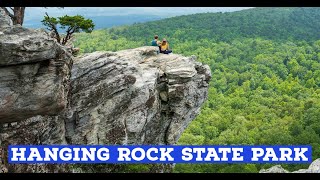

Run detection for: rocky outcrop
[[0, 46, 210, 146], [0, 11, 211, 173], [0, 9, 73, 123], [259, 159, 320, 173], [66, 48, 211, 145], [291, 158, 320, 173], [0, 8, 11, 28], [259, 165, 289, 173]]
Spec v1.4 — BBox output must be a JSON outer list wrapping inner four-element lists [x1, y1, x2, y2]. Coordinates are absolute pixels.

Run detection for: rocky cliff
[[260, 159, 320, 173], [0, 13, 72, 124], [0, 10, 211, 173]]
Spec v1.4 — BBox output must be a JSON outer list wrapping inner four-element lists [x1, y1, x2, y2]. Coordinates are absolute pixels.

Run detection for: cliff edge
[[0, 9, 211, 173]]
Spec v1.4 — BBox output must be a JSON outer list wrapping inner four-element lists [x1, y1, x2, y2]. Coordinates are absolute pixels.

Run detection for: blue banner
[[8, 145, 312, 164]]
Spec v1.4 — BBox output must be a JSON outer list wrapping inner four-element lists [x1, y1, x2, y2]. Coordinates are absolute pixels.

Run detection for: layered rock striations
[[66, 48, 211, 146], [0, 9, 73, 123]]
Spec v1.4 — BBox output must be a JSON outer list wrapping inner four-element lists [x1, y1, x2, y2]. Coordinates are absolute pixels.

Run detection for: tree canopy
[[42, 14, 94, 45], [74, 7, 320, 173]]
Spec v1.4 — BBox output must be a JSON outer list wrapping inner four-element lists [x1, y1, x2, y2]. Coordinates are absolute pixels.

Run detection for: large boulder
[[66, 47, 211, 145], [259, 165, 289, 173], [0, 14, 73, 123], [260, 159, 320, 173], [0, 8, 12, 28]]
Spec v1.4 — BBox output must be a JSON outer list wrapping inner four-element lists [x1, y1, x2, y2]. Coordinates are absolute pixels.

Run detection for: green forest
[[74, 7, 320, 173]]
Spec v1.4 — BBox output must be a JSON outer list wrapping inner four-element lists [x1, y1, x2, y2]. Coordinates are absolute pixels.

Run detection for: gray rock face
[[259, 165, 289, 173], [66, 47, 211, 145], [0, 47, 210, 172], [308, 159, 320, 172], [260, 159, 320, 173], [0, 8, 12, 28], [0, 12, 211, 172], [0, 28, 62, 66], [291, 158, 320, 173], [0, 16, 73, 123]]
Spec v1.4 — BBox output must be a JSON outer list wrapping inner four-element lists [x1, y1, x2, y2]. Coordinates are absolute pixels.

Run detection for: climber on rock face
[[159, 38, 172, 54]]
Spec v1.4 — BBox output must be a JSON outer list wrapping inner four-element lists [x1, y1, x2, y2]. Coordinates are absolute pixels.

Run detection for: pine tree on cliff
[[42, 13, 95, 46]]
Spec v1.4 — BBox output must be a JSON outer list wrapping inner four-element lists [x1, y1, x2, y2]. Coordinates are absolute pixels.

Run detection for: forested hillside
[[74, 7, 320, 172]]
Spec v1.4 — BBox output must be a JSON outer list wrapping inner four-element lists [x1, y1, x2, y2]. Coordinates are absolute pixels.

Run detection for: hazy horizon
[[24, 7, 253, 29]]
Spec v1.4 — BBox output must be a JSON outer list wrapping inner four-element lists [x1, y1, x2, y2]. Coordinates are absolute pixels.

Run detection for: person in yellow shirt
[[159, 38, 172, 54]]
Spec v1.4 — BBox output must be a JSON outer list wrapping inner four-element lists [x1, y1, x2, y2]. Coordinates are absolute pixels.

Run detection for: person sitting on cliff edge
[[159, 38, 172, 54], [151, 35, 161, 46], [151, 35, 161, 54]]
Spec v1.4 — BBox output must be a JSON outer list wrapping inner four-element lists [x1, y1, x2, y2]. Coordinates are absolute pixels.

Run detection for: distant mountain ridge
[[23, 7, 251, 30], [24, 14, 162, 31], [109, 7, 320, 43]]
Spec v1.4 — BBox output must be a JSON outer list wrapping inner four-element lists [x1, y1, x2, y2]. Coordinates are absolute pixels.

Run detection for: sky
[[25, 7, 253, 19], [24, 7, 253, 29]]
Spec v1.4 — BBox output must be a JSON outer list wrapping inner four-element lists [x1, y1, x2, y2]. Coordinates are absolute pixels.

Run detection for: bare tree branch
[[44, 12, 61, 43]]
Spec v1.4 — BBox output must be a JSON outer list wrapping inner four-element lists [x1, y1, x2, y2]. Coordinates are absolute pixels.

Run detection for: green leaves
[[73, 7, 320, 173], [42, 14, 95, 33], [58, 15, 95, 33], [42, 13, 94, 45], [41, 16, 58, 30]]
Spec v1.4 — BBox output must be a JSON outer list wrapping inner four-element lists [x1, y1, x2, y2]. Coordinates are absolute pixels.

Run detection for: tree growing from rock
[[42, 13, 95, 45], [0, 7, 25, 25], [0, 7, 64, 26]]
